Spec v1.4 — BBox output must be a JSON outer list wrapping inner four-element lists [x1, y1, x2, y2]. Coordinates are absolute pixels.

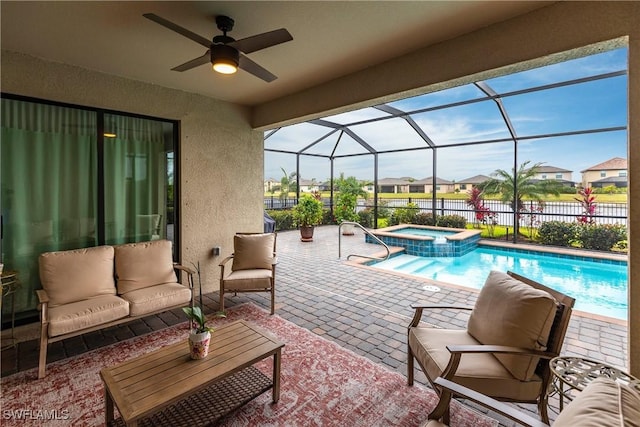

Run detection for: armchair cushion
[[408, 327, 543, 401], [115, 240, 177, 294], [224, 269, 273, 290], [467, 270, 557, 381], [231, 233, 275, 271], [39, 245, 116, 308], [553, 377, 640, 427]]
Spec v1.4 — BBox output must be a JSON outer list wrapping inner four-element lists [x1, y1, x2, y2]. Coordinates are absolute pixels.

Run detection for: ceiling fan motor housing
[[211, 44, 240, 68]]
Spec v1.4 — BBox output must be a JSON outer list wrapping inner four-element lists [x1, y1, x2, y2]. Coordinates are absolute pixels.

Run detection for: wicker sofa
[[36, 239, 194, 379]]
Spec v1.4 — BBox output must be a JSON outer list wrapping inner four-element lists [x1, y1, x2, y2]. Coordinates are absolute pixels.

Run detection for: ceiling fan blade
[[239, 54, 277, 82], [171, 51, 210, 72], [143, 13, 211, 49], [230, 28, 293, 54]]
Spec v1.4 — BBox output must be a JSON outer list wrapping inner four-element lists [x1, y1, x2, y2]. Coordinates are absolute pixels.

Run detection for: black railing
[[265, 196, 627, 227]]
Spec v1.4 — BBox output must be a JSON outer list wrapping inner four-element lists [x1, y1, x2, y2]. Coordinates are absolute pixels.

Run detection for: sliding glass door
[[103, 114, 172, 245], [0, 96, 177, 321]]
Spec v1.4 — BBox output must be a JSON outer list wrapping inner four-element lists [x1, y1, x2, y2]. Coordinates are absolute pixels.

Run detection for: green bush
[[577, 224, 627, 251], [389, 202, 419, 225], [414, 212, 436, 225], [322, 208, 334, 225], [266, 210, 295, 231], [357, 208, 374, 228], [436, 215, 466, 229], [537, 221, 577, 247], [375, 200, 391, 219]]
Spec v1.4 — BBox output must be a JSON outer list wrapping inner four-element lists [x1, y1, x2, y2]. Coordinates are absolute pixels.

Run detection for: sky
[[264, 47, 628, 184]]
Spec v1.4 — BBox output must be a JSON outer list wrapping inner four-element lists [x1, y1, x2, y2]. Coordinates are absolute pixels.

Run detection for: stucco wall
[[251, 1, 640, 376], [1, 50, 264, 294]]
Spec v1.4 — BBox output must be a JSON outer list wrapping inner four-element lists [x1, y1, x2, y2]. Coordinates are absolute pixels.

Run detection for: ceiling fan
[[143, 13, 293, 82]]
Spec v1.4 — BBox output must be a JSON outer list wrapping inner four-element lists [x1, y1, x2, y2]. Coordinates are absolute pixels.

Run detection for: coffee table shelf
[[108, 365, 273, 427]]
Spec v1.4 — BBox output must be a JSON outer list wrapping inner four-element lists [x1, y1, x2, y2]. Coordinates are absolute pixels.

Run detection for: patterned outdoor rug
[[1, 303, 497, 427]]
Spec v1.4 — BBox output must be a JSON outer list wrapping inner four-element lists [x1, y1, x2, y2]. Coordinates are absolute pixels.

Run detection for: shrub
[[537, 221, 577, 247], [266, 210, 295, 231], [375, 200, 391, 219], [322, 208, 334, 225], [414, 212, 436, 225], [577, 224, 627, 251], [357, 208, 374, 228], [436, 215, 466, 229], [389, 202, 419, 225]]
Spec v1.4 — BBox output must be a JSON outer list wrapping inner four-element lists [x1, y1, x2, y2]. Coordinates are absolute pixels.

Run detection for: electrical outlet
[[212, 246, 221, 256]]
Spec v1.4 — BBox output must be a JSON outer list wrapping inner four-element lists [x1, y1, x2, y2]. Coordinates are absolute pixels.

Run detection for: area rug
[[0, 303, 497, 427]]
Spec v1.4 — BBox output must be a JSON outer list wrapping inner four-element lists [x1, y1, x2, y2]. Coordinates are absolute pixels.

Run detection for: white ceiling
[[1, 1, 551, 107]]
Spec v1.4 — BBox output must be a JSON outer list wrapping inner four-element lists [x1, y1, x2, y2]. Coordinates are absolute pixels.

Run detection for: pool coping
[[347, 239, 628, 326]]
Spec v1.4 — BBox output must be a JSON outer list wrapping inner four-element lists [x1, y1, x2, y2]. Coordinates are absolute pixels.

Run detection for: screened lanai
[[264, 46, 628, 238]]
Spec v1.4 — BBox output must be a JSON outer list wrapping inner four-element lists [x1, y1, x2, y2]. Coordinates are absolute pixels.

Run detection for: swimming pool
[[369, 245, 628, 320]]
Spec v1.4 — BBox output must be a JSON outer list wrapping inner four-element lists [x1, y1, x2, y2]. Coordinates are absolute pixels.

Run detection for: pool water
[[370, 246, 627, 320]]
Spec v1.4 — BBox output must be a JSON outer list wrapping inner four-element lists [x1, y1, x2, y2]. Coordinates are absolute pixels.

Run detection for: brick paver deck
[[1, 225, 628, 426]]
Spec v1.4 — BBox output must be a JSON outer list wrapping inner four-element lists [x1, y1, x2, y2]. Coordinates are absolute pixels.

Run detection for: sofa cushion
[[231, 233, 275, 271], [120, 283, 191, 317], [39, 245, 116, 308], [467, 270, 557, 381], [554, 377, 640, 427], [408, 327, 543, 401], [115, 240, 177, 294], [47, 295, 129, 337]]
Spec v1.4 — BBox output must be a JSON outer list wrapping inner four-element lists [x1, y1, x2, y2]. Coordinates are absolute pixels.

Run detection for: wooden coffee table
[[100, 320, 284, 427]]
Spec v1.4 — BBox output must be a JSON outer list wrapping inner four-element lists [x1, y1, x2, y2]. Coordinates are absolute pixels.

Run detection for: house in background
[[377, 177, 413, 193], [527, 165, 576, 188], [264, 178, 279, 193], [581, 157, 628, 188], [455, 175, 492, 192], [411, 177, 455, 193], [298, 179, 319, 193]]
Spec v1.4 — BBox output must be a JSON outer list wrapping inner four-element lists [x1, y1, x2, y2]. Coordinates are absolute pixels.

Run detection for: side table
[[1, 270, 21, 349], [549, 356, 640, 411]]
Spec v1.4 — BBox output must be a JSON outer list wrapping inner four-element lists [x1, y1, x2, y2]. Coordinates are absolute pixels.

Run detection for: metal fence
[[265, 196, 627, 227]]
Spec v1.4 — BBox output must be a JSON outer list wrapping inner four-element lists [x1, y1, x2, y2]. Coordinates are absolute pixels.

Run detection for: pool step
[[374, 254, 440, 275]]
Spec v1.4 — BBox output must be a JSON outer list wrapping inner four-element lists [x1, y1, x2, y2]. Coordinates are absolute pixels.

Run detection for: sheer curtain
[[1, 99, 97, 313], [103, 114, 167, 245]]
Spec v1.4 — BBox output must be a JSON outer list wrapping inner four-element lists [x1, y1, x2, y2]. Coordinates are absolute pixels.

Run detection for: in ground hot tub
[[366, 224, 481, 257]]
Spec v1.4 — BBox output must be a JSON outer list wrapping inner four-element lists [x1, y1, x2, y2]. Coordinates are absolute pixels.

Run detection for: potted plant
[[335, 192, 359, 235], [291, 193, 324, 242], [182, 306, 225, 359]]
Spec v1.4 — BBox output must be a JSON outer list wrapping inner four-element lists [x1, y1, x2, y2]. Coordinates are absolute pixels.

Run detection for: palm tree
[[279, 167, 298, 201], [478, 161, 563, 213]]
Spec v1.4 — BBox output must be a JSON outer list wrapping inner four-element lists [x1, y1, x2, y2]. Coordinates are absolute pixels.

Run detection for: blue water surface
[[372, 246, 627, 320]]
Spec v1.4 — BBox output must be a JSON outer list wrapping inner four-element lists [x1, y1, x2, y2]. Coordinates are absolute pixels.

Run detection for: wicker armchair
[[408, 271, 575, 424]]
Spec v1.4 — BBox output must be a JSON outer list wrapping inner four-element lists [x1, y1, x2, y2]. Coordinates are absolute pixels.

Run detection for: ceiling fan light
[[211, 45, 239, 75], [213, 61, 237, 74]]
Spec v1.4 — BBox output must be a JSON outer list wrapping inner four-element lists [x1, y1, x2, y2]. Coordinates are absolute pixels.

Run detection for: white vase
[[188, 331, 211, 359]]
